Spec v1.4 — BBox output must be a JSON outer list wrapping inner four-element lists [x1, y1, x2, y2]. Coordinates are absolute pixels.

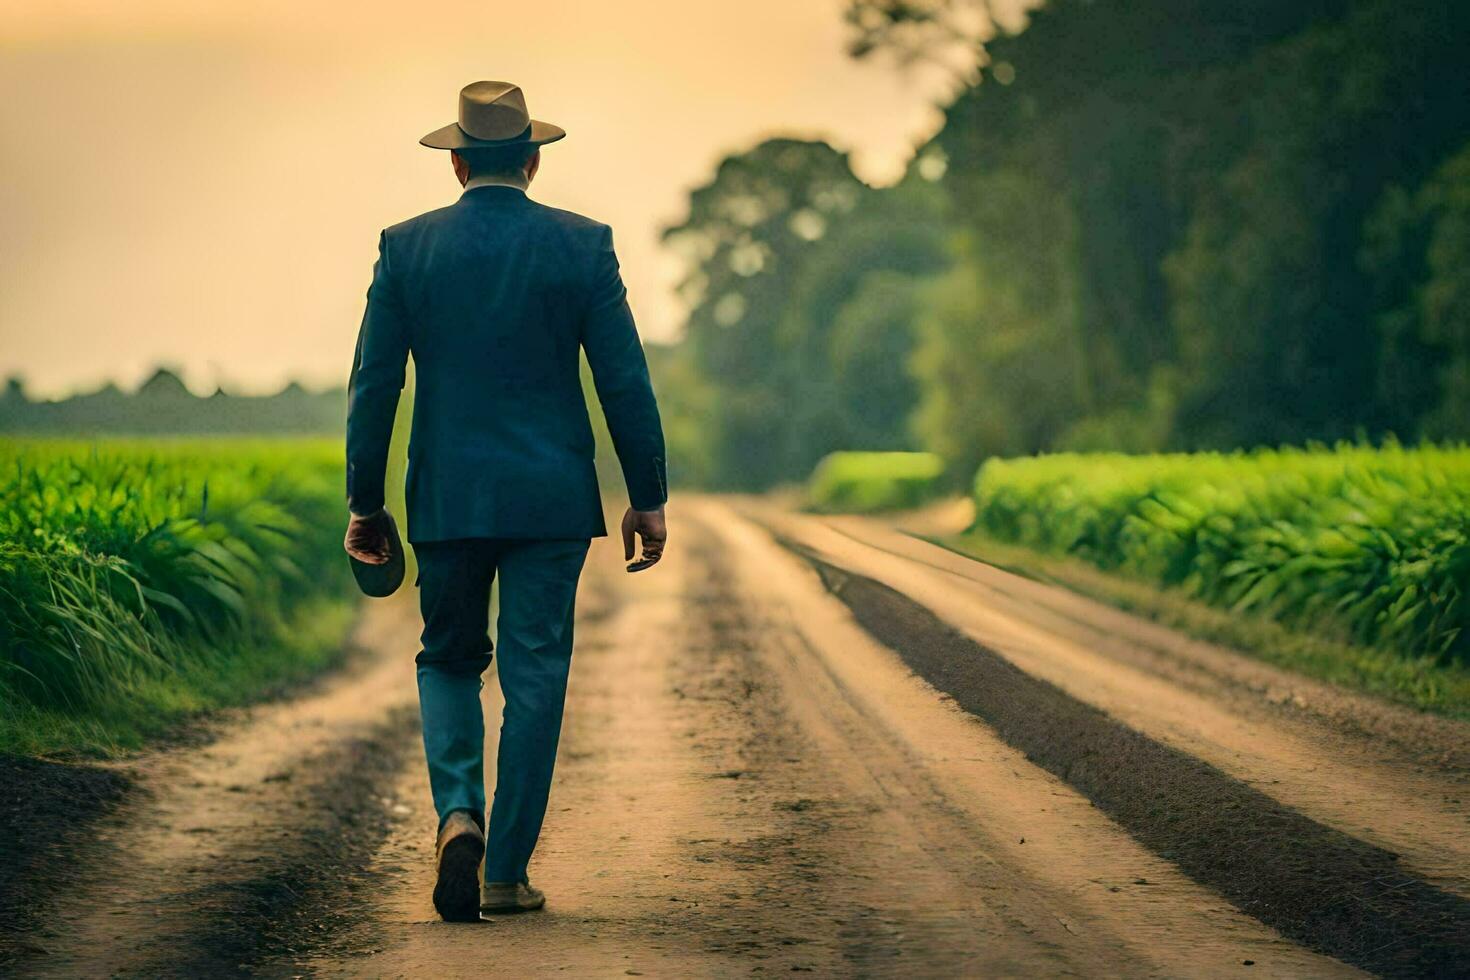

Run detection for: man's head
[[451, 145, 541, 189]]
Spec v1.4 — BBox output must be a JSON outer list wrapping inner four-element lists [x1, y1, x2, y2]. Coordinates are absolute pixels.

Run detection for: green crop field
[[962, 444, 1470, 711], [806, 451, 944, 514], [0, 438, 356, 755]]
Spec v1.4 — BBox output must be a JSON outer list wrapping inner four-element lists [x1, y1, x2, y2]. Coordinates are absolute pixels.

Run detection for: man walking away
[[343, 80, 668, 921]]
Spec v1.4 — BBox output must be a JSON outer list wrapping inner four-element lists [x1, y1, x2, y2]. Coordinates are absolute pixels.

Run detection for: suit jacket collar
[[460, 184, 528, 203]]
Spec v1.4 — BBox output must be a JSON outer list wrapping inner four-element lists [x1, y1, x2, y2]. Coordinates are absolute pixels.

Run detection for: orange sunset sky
[[0, 1, 1017, 397]]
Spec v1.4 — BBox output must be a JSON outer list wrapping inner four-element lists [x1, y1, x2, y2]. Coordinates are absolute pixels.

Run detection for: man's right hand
[[345, 509, 394, 565], [621, 506, 667, 572]]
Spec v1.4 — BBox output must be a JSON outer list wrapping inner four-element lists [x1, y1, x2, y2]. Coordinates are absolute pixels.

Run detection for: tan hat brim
[[419, 119, 566, 150]]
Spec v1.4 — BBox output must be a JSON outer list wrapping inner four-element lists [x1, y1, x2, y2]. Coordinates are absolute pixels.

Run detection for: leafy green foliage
[[659, 0, 1470, 491], [909, 180, 1083, 481], [972, 444, 1470, 663], [807, 451, 944, 513], [661, 139, 947, 488], [1363, 141, 1470, 438], [0, 439, 353, 754], [917, 0, 1470, 455]]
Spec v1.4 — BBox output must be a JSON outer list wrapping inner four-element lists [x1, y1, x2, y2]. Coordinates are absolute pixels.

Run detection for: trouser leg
[[483, 538, 590, 883], [414, 539, 496, 829]]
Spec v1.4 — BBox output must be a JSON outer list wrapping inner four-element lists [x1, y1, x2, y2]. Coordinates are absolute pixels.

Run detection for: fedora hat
[[420, 81, 566, 151]]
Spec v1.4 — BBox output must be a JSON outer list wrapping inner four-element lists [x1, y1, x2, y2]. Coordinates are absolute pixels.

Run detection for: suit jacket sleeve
[[345, 230, 410, 516], [581, 225, 668, 511]]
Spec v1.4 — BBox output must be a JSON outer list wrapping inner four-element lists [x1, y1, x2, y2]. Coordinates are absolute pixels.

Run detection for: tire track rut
[[779, 537, 1470, 978]]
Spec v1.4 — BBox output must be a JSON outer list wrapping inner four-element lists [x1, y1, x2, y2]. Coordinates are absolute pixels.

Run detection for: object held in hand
[[347, 510, 406, 597]]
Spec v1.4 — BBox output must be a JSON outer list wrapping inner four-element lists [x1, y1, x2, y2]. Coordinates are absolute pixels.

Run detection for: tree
[[654, 0, 1470, 491], [662, 139, 953, 485], [910, 208, 1084, 480], [828, 271, 928, 451], [861, 0, 1470, 459], [137, 367, 191, 398], [663, 139, 866, 487], [1364, 142, 1470, 439]]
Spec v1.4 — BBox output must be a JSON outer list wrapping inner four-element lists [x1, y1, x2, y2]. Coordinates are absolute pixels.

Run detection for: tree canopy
[[655, 0, 1470, 487]]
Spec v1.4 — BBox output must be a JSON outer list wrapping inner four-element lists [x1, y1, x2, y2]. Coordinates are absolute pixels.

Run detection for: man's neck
[[464, 174, 528, 192]]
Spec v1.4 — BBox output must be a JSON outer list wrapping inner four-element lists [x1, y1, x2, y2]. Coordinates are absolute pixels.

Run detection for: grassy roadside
[[0, 597, 357, 757], [806, 452, 944, 514], [935, 531, 1470, 719], [0, 435, 391, 969], [0, 438, 372, 758]]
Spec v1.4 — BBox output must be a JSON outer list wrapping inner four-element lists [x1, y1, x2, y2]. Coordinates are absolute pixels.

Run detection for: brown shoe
[[480, 880, 546, 914], [433, 811, 485, 922]]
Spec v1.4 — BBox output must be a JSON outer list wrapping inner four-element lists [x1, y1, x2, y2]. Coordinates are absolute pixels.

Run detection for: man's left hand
[[621, 505, 667, 571], [345, 509, 394, 565]]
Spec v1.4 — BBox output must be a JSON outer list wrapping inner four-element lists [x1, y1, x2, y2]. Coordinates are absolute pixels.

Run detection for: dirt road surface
[[8, 497, 1467, 978]]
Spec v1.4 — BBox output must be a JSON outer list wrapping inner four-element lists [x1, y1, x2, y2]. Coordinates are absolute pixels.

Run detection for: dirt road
[[9, 498, 1468, 978]]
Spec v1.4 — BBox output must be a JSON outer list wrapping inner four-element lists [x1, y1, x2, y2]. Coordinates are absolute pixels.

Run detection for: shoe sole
[[433, 834, 483, 923]]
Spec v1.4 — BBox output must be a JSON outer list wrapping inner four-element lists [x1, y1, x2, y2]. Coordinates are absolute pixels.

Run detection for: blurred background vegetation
[[0, 369, 344, 436], [4, 0, 1468, 740], [7, 0, 1465, 495], [653, 0, 1470, 490]]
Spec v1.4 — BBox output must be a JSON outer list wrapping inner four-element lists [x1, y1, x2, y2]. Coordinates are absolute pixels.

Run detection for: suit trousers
[[414, 536, 590, 884]]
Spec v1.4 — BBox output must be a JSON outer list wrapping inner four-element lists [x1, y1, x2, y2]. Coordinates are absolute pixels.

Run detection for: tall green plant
[[0, 439, 351, 750], [972, 444, 1470, 662]]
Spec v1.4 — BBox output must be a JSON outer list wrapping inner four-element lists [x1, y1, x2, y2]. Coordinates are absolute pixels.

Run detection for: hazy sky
[[0, 1, 972, 397]]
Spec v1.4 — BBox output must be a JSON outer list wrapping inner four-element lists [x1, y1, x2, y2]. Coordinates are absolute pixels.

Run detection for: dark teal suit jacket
[[346, 185, 666, 542]]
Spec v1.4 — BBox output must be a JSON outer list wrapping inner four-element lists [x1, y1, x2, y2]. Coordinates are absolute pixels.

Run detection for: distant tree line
[[655, 0, 1470, 488], [0, 368, 346, 435]]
